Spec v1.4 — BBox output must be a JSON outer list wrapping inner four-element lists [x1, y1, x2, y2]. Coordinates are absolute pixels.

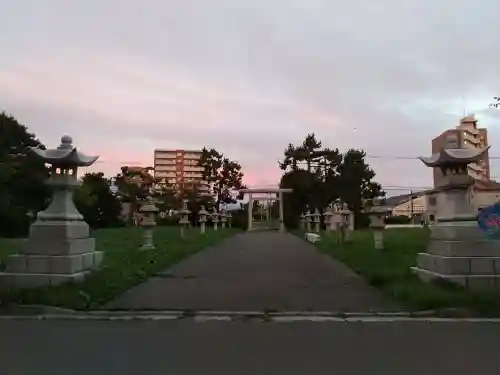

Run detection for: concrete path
[[105, 231, 400, 312], [2, 320, 500, 375]]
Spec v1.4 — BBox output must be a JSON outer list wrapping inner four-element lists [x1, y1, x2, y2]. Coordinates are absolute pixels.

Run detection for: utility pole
[[409, 190, 414, 223]]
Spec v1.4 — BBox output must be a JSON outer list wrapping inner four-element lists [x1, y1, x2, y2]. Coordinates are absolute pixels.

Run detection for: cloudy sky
[[1, 0, 500, 195]]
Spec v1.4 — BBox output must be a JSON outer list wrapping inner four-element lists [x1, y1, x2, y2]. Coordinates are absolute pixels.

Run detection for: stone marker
[[0, 135, 103, 289]]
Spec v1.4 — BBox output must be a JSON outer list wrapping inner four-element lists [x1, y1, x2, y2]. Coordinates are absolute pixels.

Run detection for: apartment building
[[431, 115, 500, 209], [431, 115, 490, 186], [153, 149, 210, 195]]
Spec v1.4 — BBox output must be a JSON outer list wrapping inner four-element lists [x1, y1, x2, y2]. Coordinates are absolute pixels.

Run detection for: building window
[[428, 197, 437, 206]]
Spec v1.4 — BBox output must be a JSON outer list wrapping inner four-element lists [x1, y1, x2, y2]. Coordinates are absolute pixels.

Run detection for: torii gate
[[239, 188, 293, 232]]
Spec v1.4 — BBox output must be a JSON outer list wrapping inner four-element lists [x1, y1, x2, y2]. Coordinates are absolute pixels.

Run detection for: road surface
[[1, 319, 499, 374]]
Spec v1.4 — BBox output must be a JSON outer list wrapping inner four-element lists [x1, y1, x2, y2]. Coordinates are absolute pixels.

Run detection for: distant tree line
[[0, 111, 248, 237], [278, 133, 385, 229]]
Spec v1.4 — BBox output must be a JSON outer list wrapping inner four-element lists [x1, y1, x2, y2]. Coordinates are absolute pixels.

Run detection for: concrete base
[[413, 220, 500, 291], [0, 219, 103, 290], [411, 267, 500, 291], [0, 270, 92, 289]]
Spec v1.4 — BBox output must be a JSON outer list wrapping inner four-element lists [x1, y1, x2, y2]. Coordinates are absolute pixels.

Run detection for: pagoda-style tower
[[411, 147, 500, 290], [0, 136, 104, 289]]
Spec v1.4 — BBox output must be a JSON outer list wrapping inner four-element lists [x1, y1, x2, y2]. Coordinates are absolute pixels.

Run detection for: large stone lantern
[[0, 135, 103, 289], [138, 196, 158, 250], [367, 198, 389, 250], [198, 205, 209, 234], [411, 147, 500, 290]]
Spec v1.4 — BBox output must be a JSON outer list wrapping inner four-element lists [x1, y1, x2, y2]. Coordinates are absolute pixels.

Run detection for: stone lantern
[[212, 209, 219, 231], [299, 213, 306, 231], [323, 206, 334, 232], [367, 198, 389, 250], [411, 147, 500, 290], [339, 203, 353, 242], [0, 135, 103, 289], [220, 209, 227, 229], [139, 196, 158, 250], [305, 210, 312, 232], [178, 201, 191, 239], [227, 212, 233, 228], [311, 209, 321, 233], [198, 205, 209, 234]]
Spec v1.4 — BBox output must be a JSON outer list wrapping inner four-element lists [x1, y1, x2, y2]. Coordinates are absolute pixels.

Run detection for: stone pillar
[[247, 193, 253, 231], [279, 191, 285, 232]]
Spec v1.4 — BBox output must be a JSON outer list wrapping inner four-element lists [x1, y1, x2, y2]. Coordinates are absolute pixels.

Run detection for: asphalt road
[[1, 319, 500, 375]]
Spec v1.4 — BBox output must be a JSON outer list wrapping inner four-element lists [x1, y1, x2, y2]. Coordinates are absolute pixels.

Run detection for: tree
[[198, 147, 246, 210], [113, 166, 154, 225], [73, 172, 123, 228], [338, 149, 384, 224], [278, 135, 384, 228], [0, 112, 50, 237]]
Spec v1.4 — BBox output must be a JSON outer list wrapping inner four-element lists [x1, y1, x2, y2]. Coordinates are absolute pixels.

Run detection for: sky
[[1, 0, 500, 196]]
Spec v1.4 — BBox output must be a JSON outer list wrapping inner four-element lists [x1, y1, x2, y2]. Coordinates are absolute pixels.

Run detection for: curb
[[1, 307, 500, 322]]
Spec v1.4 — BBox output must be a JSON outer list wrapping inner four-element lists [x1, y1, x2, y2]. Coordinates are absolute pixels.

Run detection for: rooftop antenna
[[461, 94, 467, 117]]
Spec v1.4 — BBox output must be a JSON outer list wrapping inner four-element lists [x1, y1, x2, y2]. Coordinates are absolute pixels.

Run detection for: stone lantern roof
[[419, 147, 489, 168], [31, 135, 99, 167]]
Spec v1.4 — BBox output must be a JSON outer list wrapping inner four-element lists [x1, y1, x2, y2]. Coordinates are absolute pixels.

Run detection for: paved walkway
[[105, 232, 400, 312]]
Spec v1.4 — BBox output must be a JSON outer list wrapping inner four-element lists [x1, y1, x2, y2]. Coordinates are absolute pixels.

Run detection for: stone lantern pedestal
[[178, 202, 191, 239], [367, 198, 389, 250], [0, 136, 103, 289], [227, 212, 233, 228], [139, 196, 158, 250], [411, 147, 500, 291], [198, 205, 209, 234]]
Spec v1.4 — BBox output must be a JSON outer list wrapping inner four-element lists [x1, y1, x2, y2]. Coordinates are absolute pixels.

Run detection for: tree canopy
[[74, 172, 123, 228], [198, 147, 246, 209], [278, 133, 384, 228], [0, 112, 50, 237]]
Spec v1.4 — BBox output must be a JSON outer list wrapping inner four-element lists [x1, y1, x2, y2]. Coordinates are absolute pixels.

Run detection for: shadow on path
[[105, 231, 401, 312]]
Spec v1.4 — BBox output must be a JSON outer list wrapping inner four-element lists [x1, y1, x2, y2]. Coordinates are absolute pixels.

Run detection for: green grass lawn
[[0, 226, 239, 310], [315, 228, 500, 315]]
